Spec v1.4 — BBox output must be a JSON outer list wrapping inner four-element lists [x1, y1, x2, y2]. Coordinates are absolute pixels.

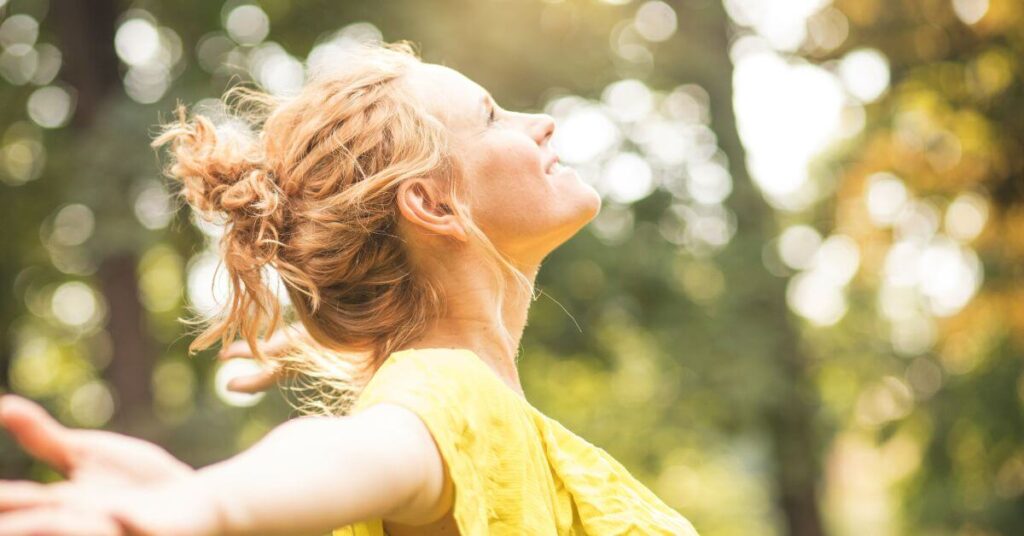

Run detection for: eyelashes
[[487, 105, 497, 125]]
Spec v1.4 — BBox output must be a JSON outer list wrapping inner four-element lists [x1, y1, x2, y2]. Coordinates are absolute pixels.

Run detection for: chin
[[563, 189, 604, 240], [584, 185, 603, 219], [571, 180, 602, 223], [529, 204, 602, 262], [523, 183, 604, 260]]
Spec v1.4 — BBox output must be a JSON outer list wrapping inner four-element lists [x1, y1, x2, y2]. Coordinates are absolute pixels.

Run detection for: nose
[[531, 113, 555, 146]]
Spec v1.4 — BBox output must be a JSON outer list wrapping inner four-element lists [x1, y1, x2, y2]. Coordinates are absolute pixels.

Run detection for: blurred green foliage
[[0, 0, 1021, 535]]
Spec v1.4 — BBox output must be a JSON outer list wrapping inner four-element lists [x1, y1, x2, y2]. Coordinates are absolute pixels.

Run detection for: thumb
[[227, 369, 280, 394], [0, 395, 74, 474]]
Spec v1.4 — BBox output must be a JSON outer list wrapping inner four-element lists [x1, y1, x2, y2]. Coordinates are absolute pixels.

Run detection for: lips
[[544, 153, 560, 174]]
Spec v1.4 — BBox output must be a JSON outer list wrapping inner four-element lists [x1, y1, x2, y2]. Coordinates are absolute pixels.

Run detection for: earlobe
[[397, 180, 469, 243], [448, 213, 468, 242]]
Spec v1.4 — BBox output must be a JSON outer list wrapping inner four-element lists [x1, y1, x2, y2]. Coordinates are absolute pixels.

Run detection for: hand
[[0, 396, 221, 535], [0, 479, 222, 536], [218, 322, 309, 393], [0, 491, 123, 536], [0, 394, 193, 486]]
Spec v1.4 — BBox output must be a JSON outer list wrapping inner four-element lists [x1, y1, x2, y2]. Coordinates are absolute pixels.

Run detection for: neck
[[406, 254, 539, 396]]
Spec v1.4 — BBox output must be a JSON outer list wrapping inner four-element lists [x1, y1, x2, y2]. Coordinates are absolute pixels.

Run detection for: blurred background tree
[[0, 0, 1020, 535]]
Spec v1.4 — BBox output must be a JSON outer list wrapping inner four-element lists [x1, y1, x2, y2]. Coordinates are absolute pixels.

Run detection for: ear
[[396, 178, 469, 242]]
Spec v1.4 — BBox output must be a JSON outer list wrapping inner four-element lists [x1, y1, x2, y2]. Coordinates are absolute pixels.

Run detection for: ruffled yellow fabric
[[332, 348, 698, 536]]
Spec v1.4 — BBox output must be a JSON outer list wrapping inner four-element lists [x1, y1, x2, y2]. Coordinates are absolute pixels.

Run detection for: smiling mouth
[[545, 155, 566, 175]]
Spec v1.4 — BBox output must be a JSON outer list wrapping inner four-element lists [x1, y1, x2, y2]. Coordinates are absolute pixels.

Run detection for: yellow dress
[[332, 348, 699, 536]]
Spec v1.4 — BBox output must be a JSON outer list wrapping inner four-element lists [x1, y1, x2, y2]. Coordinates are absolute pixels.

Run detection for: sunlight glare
[[838, 48, 890, 103], [952, 0, 989, 25], [733, 50, 845, 206]]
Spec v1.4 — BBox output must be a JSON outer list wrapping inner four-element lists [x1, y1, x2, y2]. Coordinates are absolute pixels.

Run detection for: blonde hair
[[150, 40, 534, 415]]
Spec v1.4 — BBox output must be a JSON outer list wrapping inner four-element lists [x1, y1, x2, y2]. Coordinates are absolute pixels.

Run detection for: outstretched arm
[[0, 402, 451, 536], [201, 402, 451, 535]]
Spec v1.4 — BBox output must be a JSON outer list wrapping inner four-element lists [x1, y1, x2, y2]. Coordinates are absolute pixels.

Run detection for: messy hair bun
[[155, 93, 291, 350], [150, 41, 477, 409]]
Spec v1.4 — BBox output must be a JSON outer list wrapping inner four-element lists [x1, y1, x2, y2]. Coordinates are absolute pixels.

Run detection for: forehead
[[401, 63, 487, 132]]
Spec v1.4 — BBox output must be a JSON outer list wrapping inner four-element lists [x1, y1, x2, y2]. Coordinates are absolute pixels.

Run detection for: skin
[[0, 61, 601, 535], [393, 62, 601, 395]]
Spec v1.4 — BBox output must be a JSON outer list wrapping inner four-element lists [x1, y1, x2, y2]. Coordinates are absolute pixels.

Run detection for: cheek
[[464, 140, 552, 238], [470, 139, 548, 205], [477, 139, 542, 183]]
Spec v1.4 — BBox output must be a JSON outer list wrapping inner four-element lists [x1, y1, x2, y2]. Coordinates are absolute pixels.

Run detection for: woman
[[0, 41, 698, 535]]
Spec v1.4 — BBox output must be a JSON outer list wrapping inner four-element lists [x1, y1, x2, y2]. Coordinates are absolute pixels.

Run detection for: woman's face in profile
[[403, 62, 602, 266]]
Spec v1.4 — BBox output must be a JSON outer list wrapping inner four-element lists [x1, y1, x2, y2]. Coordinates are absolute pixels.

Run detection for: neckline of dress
[[389, 347, 532, 405]]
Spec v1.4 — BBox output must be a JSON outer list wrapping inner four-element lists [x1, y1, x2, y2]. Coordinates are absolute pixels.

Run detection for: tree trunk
[[668, 1, 828, 534], [0, 345, 9, 392], [96, 254, 154, 428], [50, 0, 120, 125], [51, 0, 155, 428]]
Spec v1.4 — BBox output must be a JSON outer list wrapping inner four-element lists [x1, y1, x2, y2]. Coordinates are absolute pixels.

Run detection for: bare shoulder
[[350, 403, 454, 526]]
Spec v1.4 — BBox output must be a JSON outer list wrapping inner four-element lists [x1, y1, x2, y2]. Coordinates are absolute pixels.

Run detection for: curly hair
[[150, 40, 533, 415]]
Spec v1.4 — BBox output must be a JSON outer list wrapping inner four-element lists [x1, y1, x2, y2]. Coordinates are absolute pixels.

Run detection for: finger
[[219, 324, 307, 361], [217, 339, 257, 360], [0, 507, 122, 536], [227, 370, 279, 393], [0, 395, 73, 474], [0, 480, 57, 512]]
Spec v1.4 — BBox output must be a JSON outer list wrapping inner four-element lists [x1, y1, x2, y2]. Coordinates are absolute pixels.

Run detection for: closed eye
[[487, 103, 497, 125]]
